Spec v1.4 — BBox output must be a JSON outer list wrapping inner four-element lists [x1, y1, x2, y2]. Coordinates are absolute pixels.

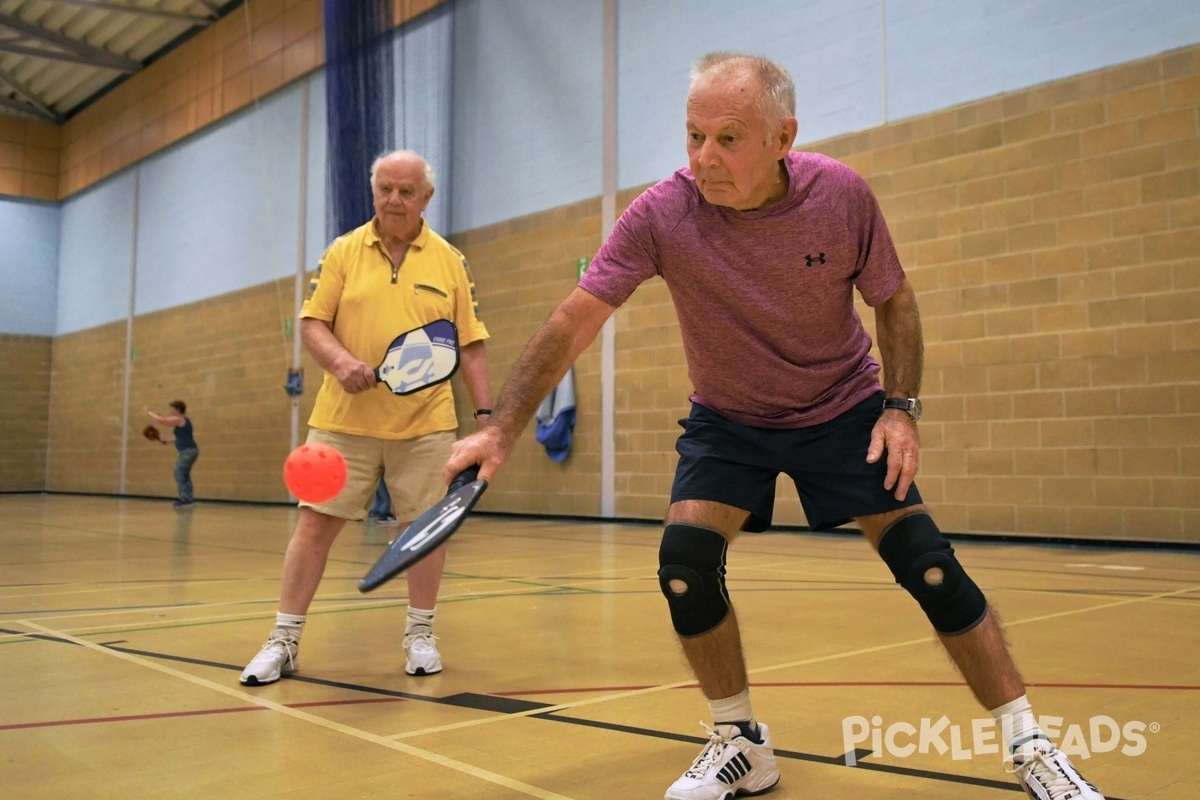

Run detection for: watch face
[[884, 397, 921, 422]]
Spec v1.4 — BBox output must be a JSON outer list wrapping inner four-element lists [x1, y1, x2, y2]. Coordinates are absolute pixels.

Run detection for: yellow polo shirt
[[301, 218, 489, 439]]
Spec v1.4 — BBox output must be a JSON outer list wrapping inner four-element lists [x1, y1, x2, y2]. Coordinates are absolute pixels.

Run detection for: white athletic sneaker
[[239, 628, 299, 686], [1011, 739, 1105, 800], [403, 631, 442, 676], [664, 722, 780, 800]]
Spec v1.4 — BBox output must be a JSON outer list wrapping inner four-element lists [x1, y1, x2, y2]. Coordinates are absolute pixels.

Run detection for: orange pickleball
[[283, 442, 348, 503]]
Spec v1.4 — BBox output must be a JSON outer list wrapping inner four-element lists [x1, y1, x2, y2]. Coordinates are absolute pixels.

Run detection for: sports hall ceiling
[[0, 0, 243, 123]]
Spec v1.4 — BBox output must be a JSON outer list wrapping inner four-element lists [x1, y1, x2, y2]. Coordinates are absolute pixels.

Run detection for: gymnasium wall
[[2, 1, 455, 498], [0, 0, 1196, 542], [0, 334, 51, 491], [0, 197, 58, 335], [0, 198, 56, 492], [57, 280, 322, 500], [0, 117, 58, 201], [448, 0, 1200, 233], [456, 45, 1200, 543]]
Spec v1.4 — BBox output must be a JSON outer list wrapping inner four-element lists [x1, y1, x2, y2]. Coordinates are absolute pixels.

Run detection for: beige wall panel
[[45, 323, 126, 493], [0, 117, 60, 201], [44, 279, 319, 502], [0, 335, 51, 490], [125, 279, 319, 502], [450, 198, 604, 517]]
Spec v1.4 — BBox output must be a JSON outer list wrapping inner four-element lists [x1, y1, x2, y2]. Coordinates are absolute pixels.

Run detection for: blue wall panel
[[447, 0, 1200, 233], [56, 173, 134, 335], [450, 0, 603, 233], [617, 0, 883, 191], [886, 0, 1200, 122], [134, 84, 304, 316], [0, 197, 59, 335]]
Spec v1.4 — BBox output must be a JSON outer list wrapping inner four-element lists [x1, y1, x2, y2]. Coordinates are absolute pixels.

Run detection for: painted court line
[[0, 697, 407, 732], [18, 620, 577, 800], [387, 580, 1200, 741]]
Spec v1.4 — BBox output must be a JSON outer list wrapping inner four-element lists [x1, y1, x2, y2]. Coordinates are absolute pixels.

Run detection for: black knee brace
[[658, 523, 731, 637], [877, 513, 988, 635]]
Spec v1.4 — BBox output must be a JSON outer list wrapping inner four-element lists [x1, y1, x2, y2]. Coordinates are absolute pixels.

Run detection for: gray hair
[[690, 52, 796, 128], [369, 149, 436, 190]]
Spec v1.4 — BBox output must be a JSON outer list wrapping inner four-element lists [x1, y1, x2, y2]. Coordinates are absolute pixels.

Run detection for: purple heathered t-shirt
[[579, 151, 905, 429]]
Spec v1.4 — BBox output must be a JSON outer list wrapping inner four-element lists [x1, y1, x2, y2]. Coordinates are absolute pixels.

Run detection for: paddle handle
[[449, 465, 480, 493]]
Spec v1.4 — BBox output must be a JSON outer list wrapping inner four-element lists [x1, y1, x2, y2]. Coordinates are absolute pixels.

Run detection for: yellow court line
[[18, 620, 576, 800], [386, 581, 1200, 741]]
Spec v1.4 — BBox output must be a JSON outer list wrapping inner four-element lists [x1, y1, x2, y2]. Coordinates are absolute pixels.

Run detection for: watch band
[[882, 397, 922, 422]]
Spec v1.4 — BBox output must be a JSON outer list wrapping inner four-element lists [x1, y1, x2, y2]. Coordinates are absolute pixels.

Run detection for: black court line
[[532, 714, 1020, 793], [4, 631, 1130, 798], [532, 715, 1128, 798]]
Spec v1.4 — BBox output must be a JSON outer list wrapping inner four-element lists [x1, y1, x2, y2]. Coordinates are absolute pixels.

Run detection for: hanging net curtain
[[323, 0, 396, 240]]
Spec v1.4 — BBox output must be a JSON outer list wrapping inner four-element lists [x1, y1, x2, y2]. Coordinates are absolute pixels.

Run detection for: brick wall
[[451, 198, 606, 516], [45, 279, 320, 501], [453, 44, 1200, 543], [0, 335, 51, 491], [824, 45, 1199, 541], [14, 35, 1198, 541]]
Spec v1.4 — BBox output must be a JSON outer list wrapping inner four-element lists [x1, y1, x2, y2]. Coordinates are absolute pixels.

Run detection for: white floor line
[[17, 620, 578, 800]]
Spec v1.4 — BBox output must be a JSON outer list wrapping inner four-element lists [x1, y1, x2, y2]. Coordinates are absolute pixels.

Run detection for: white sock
[[275, 612, 305, 639], [991, 694, 1046, 756], [709, 688, 757, 736], [406, 606, 435, 635]]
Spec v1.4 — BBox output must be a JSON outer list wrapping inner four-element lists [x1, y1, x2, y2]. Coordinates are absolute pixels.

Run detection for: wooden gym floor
[[1, 493, 1196, 799]]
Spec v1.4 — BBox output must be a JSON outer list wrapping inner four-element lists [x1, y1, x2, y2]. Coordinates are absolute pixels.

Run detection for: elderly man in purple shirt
[[446, 52, 1105, 800]]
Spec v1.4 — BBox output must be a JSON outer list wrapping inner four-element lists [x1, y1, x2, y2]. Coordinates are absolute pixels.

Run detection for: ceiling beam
[[0, 93, 59, 122], [0, 66, 62, 122], [0, 11, 140, 72], [0, 38, 127, 69], [38, 0, 211, 25]]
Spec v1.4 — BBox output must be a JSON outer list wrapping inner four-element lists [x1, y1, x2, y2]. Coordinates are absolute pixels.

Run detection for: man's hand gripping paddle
[[358, 467, 487, 592]]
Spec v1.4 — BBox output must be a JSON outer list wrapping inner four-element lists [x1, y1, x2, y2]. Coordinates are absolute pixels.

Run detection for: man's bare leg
[[241, 508, 346, 685], [666, 499, 751, 699], [661, 500, 780, 800], [405, 538, 447, 609], [279, 508, 348, 614], [857, 507, 1107, 798], [401, 529, 447, 676], [857, 506, 1025, 708]]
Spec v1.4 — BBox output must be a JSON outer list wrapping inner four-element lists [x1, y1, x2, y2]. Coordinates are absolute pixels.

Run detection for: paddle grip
[[449, 465, 480, 493]]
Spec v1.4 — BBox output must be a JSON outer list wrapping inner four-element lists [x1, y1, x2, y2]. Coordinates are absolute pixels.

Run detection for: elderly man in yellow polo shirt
[[241, 149, 493, 685]]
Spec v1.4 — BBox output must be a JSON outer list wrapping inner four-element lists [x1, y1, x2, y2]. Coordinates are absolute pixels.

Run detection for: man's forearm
[[489, 289, 612, 441], [490, 322, 578, 441], [459, 341, 493, 414], [300, 318, 353, 374], [875, 280, 924, 397]]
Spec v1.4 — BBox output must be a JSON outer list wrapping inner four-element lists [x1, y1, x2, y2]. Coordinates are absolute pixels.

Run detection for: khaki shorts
[[301, 428, 456, 522]]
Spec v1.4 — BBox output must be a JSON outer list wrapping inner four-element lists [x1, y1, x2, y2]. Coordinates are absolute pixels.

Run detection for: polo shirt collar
[[367, 217, 429, 251]]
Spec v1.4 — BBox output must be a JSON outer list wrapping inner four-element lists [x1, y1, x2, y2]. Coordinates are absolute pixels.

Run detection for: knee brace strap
[[877, 513, 987, 636], [658, 523, 731, 637]]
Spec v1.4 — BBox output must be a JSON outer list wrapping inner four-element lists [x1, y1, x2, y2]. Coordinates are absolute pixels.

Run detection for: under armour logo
[[804, 253, 826, 266]]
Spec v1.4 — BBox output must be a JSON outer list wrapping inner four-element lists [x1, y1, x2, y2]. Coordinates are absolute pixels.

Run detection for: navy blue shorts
[[671, 391, 923, 531]]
